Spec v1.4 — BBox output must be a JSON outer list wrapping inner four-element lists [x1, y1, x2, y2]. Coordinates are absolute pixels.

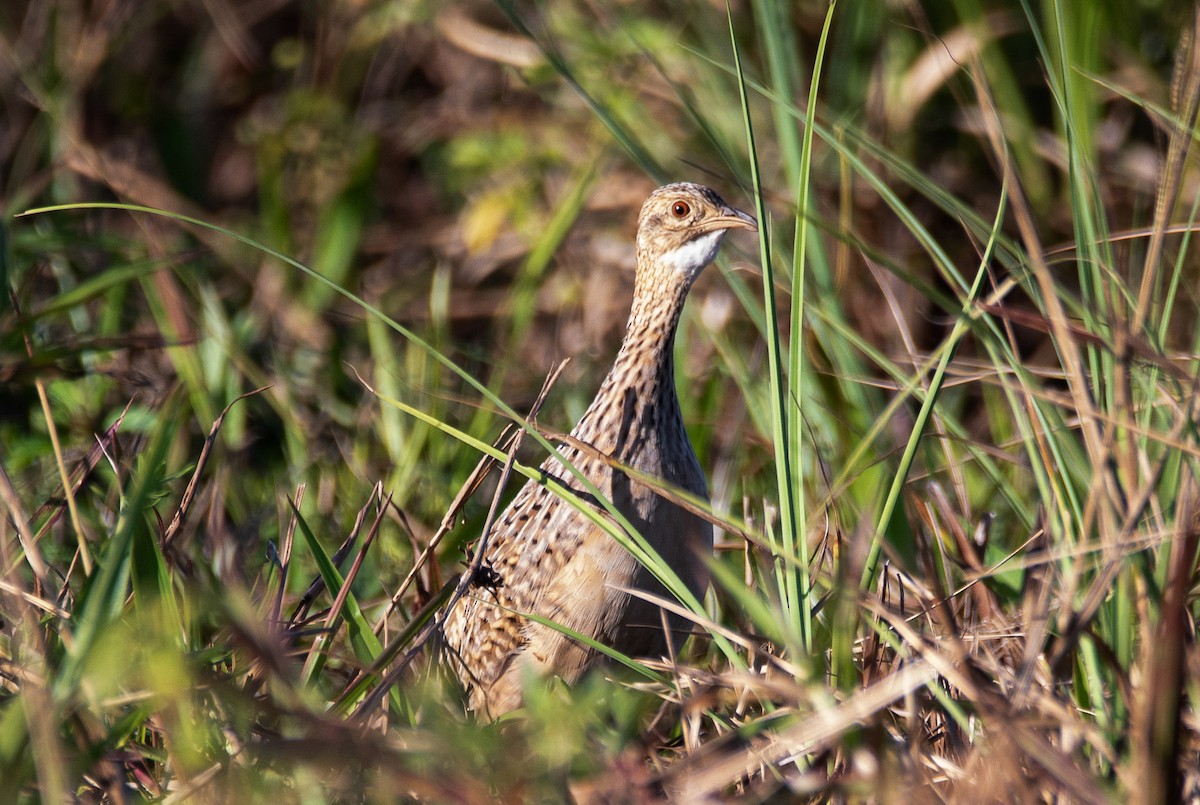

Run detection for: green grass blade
[[728, 2, 803, 658], [860, 184, 1008, 590], [785, 0, 837, 657]]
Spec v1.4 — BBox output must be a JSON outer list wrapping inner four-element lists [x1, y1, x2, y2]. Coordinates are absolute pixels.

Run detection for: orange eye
[[671, 201, 690, 218]]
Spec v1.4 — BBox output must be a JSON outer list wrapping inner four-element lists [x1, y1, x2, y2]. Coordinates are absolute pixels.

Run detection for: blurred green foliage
[[1, 0, 1198, 799]]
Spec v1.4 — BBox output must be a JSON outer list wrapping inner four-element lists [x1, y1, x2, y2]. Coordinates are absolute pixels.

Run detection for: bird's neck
[[576, 284, 687, 454], [570, 272, 692, 459], [611, 278, 690, 391]]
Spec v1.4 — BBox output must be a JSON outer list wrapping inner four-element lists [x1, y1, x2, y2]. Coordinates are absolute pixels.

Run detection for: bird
[[440, 182, 757, 718]]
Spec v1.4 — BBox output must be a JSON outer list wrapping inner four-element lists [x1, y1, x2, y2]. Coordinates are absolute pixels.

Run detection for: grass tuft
[[2, 0, 1198, 799]]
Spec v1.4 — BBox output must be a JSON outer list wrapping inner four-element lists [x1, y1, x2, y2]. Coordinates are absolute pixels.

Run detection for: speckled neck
[[571, 276, 690, 458]]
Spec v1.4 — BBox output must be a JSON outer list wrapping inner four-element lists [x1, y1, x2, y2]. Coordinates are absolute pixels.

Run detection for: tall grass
[[1, 0, 1197, 800]]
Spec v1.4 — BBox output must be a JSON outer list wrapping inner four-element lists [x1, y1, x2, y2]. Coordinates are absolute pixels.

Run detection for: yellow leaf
[[462, 190, 511, 254]]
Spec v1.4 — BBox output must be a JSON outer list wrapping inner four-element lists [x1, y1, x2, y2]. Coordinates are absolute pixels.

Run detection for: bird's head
[[635, 183, 757, 284]]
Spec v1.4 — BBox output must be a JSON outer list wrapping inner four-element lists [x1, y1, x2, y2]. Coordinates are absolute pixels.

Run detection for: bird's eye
[[671, 201, 690, 218]]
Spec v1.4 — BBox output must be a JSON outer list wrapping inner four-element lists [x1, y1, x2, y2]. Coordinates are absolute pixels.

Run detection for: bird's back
[[441, 367, 711, 718]]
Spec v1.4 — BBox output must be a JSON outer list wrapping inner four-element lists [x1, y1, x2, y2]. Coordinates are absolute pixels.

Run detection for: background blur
[[3, 0, 1181, 557], [1, 0, 1196, 800]]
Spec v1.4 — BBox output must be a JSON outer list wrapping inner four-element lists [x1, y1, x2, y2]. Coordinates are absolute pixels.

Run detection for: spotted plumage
[[441, 183, 757, 718]]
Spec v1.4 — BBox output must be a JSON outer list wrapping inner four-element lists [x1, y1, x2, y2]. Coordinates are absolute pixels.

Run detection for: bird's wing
[[441, 445, 602, 697]]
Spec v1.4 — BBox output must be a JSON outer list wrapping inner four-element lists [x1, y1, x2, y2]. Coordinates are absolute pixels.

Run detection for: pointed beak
[[698, 206, 758, 234]]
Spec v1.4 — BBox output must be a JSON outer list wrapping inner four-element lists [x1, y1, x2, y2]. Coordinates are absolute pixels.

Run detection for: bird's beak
[[698, 206, 758, 234]]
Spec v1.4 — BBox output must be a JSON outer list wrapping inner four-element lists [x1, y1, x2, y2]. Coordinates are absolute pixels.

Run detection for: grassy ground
[[2, 0, 1199, 801]]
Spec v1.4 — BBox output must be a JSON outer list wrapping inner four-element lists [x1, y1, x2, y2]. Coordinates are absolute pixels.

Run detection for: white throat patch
[[661, 230, 726, 276]]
